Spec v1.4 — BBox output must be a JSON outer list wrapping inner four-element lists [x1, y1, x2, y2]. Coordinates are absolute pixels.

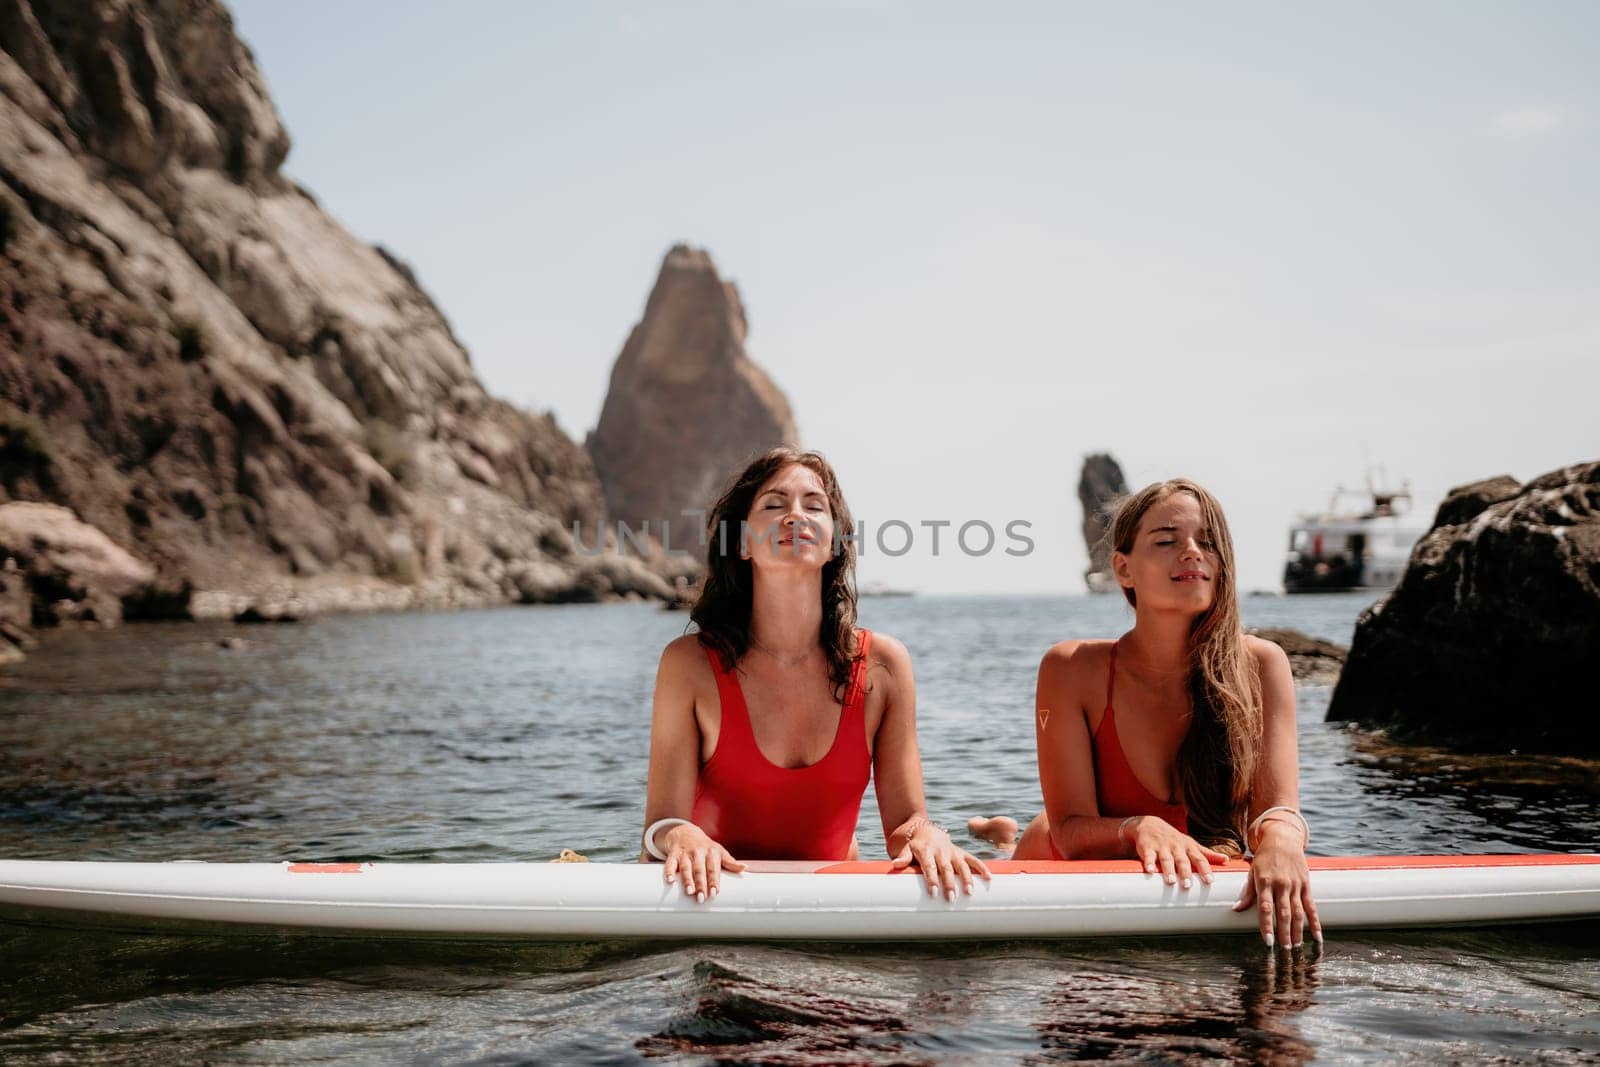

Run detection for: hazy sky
[[229, 1, 1597, 593]]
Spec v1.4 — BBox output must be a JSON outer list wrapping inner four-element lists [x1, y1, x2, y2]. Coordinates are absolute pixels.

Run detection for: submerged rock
[[587, 245, 798, 540], [1248, 627, 1347, 686], [1326, 460, 1600, 755]]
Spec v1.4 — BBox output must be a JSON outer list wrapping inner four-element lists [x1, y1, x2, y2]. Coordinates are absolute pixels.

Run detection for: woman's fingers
[[1202, 846, 1230, 864], [663, 846, 681, 886], [1157, 848, 1178, 886], [666, 847, 742, 904], [1192, 849, 1214, 886], [690, 850, 708, 903], [916, 845, 939, 896], [953, 853, 977, 894], [1232, 874, 1257, 913], [1174, 851, 1195, 889], [1256, 880, 1277, 946], [1277, 886, 1295, 947], [706, 850, 723, 899], [951, 854, 974, 895], [1139, 845, 1159, 876], [1302, 883, 1323, 943], [896, 841, 991, 899], [935, 851, 957, 901]]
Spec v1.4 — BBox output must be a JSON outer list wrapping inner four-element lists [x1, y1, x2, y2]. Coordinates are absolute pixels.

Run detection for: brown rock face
[[0, 501, 155, 626], [587, 245, 798, 540], [0, 0, 675, 651], [1326, 460, 1600, 755], [1078, 453, 1127, 592]]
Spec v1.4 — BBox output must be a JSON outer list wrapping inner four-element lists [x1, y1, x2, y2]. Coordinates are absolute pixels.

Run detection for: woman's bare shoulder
[[1243, 633, 1292, 676], [659, 633, 715, 681], [858, 631, 913, 700], [862, 629, 910, 669], [1039, 637, 1116, 676]]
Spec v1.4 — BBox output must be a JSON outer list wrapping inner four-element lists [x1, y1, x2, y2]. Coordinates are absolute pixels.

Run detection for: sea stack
[[587, 246, 799, 542], [1326, 461, 1600, 756], [1079, 453, 1128, 594]]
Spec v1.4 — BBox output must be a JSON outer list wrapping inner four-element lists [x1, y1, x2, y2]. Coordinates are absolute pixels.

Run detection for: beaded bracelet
[[899, 815, 949, 841]]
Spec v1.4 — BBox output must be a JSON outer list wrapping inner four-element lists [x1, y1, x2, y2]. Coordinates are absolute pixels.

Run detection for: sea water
[[0, 595, 1595, 1063]]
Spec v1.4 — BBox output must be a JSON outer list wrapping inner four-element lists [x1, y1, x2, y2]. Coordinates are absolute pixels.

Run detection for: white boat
[[1283, 482, 1425, 594], [2, 855, 1596, 941]]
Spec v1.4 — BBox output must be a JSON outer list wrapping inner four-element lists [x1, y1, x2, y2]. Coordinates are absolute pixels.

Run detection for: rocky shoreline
[[0, 2, 802, 665]]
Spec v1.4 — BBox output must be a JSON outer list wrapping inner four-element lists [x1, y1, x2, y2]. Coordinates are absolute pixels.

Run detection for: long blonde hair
[[1111, 479, 1262, 854]]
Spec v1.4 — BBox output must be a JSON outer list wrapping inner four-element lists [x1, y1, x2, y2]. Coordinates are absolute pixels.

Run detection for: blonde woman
[[971, 479, 1320, 948]]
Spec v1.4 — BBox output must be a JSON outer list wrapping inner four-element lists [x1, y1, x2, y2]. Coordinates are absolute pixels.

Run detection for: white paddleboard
[[1, 855, 1596, 940]]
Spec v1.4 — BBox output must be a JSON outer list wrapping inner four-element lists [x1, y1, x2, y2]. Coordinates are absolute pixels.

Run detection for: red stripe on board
[[813, 854, 1600, 875], [287, 863, 365, 874], [1302, 854, 1600, 871]]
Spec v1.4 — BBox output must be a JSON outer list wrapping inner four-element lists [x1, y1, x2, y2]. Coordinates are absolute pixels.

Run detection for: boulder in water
[[1326, 460, 1600, 755]]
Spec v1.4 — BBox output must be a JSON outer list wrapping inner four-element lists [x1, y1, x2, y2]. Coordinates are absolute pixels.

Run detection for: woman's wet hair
[[690, 447, 860, 700], [1112, 479, 1263, 855]]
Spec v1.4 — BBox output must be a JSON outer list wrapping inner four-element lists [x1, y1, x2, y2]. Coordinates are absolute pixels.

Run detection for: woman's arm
[[1036, 643, 1140, 858], [1035, 642, 1117, 856], [1037, 642, 1225, 886], [1232, 636, 1321, 946], [868, 633, 990, 899], [640, 635, 745, 901]]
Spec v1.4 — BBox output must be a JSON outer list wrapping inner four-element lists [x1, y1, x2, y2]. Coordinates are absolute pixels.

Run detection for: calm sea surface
[[0, 594, 1596, 1063]]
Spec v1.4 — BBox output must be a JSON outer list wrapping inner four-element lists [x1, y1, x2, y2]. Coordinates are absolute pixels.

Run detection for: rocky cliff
[[587, 245, 798, 542], [1078, 452, 1127, 593], [1326, 461, 1600, 755], [0, 0, 672, 661]]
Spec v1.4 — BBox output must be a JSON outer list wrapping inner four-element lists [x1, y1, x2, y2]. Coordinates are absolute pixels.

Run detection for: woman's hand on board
[[891, 819, 992, 901], [1125, 815, 1229, 890], [1233, 820, 1321, 948], [657, 822, 747, 903]]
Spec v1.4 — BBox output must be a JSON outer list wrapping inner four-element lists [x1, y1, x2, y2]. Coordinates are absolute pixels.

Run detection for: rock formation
[[1247, 627, 1346, 686], [1079, 453, 1127, 593], [0, 0, 673, 662], [1326, 460, 1600, 755], [587, 245, 798, 544]]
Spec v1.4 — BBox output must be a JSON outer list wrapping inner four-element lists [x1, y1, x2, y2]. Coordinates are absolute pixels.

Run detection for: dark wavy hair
[[690, 447, 860, 700]]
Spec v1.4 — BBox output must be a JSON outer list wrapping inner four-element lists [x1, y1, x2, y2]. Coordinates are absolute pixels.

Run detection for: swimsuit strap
[[844, 629, 873, 709], [1105, 642, 1118, 713], [705, 643, 755, 747]]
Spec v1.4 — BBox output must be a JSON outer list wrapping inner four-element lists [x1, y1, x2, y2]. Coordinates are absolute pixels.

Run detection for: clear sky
[[228, 1, 1598, 594]]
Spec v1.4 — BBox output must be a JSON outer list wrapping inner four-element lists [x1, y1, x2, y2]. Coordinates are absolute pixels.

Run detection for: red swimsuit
[[1050, 643, 1188, 859], [691, 630, 873, 860]]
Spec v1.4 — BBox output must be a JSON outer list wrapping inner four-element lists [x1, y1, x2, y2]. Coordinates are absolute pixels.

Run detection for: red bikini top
[[1093, 644, 1189, 832]]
